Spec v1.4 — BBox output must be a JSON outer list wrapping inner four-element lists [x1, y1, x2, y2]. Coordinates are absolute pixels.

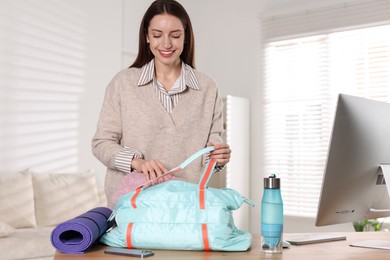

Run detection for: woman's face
[[147, 14, 185, 68]]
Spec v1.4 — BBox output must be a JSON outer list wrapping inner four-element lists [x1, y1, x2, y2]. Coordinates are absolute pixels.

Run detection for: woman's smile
[[159, 50, 175, 58]]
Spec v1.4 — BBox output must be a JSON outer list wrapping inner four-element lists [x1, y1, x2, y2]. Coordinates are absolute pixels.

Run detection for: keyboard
[[286, 234, 346, 245]]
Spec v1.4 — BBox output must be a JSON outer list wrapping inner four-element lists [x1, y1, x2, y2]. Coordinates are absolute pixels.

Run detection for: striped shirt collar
[[137, 59, 201, 91]]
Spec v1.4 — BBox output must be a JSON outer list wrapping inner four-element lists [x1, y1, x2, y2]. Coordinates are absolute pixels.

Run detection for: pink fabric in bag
[[112, 171, 181, 205]]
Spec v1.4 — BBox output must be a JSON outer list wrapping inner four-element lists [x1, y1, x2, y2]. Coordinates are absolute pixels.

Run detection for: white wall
[[264, 0, 355, 16], [72, 0, 123, 186]]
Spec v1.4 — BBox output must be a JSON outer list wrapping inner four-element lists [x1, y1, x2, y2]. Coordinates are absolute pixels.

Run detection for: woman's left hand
[[207, 142, 231, 167]]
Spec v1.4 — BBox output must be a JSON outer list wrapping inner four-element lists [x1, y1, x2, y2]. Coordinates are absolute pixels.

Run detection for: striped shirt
[[115, 59, 223, 174], [138, 59, 201, 113]]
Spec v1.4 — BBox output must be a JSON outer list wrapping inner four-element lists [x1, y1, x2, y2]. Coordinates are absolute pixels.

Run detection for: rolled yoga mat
[[51, 207, 113, 254]]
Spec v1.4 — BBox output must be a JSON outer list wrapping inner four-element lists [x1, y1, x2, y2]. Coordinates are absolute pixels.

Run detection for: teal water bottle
[[261, 174, 283, 253]]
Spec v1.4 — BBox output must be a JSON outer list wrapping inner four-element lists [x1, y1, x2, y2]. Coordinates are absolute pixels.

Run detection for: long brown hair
[[130, 0, 195, 68]]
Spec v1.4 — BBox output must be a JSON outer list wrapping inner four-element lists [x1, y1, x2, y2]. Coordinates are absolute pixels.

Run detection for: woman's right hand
[[132, 158, 168, 183]]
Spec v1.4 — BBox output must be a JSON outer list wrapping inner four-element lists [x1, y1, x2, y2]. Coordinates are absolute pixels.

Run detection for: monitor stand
[[380, 164, 390, 199], [350, 164, 390, 250]]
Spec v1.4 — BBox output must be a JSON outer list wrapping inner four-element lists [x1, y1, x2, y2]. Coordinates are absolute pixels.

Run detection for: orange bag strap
[[198, 158, 217, 251], [198, 158, 217, 210], [126, 223, 134, 248]]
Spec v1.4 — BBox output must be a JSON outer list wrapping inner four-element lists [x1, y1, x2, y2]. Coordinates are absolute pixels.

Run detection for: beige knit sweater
[[92, 67, 224, 209]]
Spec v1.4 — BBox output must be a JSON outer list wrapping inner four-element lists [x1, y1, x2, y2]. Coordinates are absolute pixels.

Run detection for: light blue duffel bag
[[100, 147, 254, 251]]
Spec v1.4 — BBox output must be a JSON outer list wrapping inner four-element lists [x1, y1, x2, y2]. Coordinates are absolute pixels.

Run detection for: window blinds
[[263, 0, 390, 42], [0, 0, 86, 173], [262, 0, 390, 217]]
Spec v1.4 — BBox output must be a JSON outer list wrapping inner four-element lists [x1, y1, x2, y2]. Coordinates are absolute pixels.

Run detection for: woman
[[92, 0, 231, 209]]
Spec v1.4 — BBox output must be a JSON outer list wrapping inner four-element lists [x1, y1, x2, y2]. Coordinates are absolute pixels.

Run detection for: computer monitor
[[316, 94, 390, 227]]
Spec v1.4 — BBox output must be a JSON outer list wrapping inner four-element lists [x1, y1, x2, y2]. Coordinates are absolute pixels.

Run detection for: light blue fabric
[[100, 147, 254, 251]]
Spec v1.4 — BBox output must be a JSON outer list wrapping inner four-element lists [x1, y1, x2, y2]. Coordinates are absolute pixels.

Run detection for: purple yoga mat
[[51, 207, 113, 254]]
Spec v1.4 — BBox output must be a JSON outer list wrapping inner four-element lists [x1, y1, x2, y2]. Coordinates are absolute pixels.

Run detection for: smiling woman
[[91, 0, 231, 209]]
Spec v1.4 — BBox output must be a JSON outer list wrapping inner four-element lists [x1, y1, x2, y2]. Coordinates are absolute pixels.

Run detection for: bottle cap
[[264, 174, 280, 189]]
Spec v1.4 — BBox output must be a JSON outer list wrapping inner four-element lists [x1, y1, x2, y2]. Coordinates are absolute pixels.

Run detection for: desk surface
[[54, 232, 390, 260]]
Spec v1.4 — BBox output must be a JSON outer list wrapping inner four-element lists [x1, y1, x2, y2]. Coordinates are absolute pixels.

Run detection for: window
[[263, 34, 330, 217], [263, 24, 390, 217]]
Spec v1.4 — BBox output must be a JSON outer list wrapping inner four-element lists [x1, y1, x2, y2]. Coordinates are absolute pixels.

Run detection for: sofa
[[0, 169, 107, 260]]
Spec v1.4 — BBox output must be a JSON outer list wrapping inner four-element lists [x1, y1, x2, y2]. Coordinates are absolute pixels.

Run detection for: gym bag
[[100, 146, 254, 251]]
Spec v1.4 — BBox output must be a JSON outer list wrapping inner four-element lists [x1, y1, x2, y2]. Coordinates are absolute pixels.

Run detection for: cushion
[[0, 220, 15, 237], [32, 169, 100, 227], [0, 171, 37, 228]]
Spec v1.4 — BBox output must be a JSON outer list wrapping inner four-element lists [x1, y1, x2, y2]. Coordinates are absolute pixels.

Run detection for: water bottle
[[261, 174, 283, 253]]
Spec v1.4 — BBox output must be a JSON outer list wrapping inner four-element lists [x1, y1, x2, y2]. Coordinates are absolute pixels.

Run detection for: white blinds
[[264, 35, 332, 217], [0, 0, 86, 173], [263, 0, 390, 41], [262, 0, 390, 217]]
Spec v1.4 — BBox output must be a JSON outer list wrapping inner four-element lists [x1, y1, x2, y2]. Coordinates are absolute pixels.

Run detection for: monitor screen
[[316, 94, 390, 226]]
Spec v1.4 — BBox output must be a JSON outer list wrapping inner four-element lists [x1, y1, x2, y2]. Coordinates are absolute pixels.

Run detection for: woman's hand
[[207, 142, 231, 167], [132, 158, 168, 183]]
